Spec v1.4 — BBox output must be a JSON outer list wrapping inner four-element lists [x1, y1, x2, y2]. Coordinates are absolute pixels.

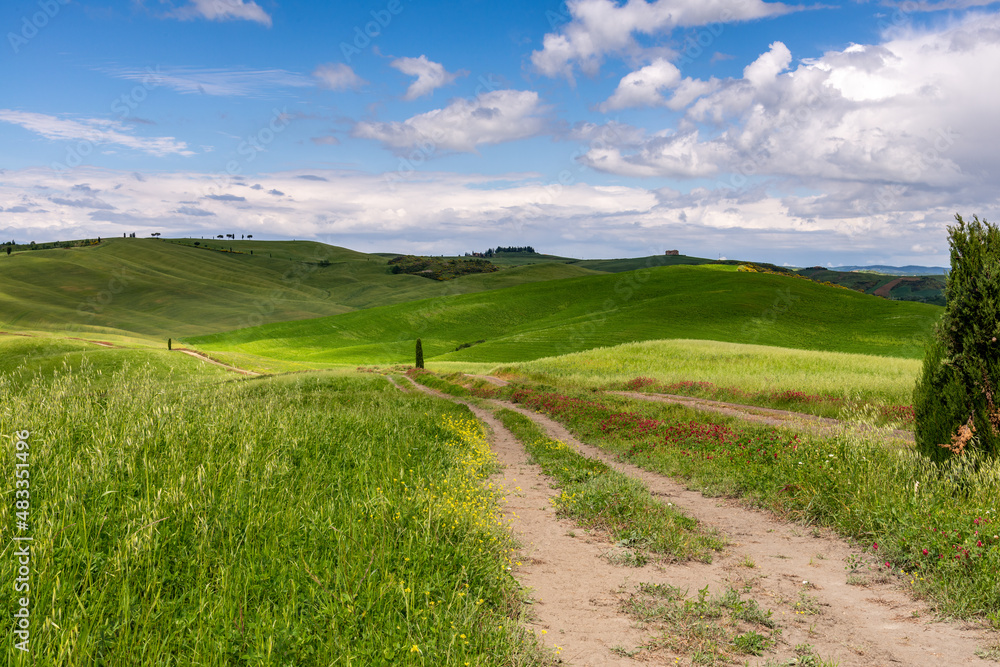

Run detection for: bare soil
[[403, 374, 999, 666]]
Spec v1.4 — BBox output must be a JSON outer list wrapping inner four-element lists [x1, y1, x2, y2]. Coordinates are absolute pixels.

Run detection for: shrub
[[915, 214, 1000, 459]]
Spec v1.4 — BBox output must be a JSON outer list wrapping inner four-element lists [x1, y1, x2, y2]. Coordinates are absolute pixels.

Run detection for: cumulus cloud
[[313, 63, 366, 91], [580, 15, 1000, 194], [532, 0, 801, 80], [170, 0, 272, 26], [599, 59, 680, 111], [598, 59, 721, 111], [741, 41, 792, 86], [391, 56, 466, 100], [0, 110, 193, 157], [353, 90, 547, 153]]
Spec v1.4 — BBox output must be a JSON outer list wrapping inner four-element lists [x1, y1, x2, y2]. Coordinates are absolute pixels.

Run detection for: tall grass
[[497, 339, 922, 407], [0, 365, 540, 665]]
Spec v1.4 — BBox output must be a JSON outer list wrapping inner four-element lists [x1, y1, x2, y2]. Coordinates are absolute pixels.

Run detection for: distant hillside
[[187, 264, 942, 366], [832, 265, 948, 275], [795, 266, 946, 306], [0, 238, 603, 338]]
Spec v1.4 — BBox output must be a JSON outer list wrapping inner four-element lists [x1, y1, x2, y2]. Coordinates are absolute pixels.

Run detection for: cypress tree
[[168, 338, 172, 351], [415, 338, 424, 369], [914, 214, 1000, 459]]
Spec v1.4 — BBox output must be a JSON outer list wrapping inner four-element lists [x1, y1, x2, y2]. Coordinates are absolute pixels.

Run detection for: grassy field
[[187, 263, 941, 366], [495, 339, 923, 409], [0, 360, 544, 665]]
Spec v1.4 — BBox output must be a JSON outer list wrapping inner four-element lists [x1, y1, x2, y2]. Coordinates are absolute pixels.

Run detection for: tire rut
[[495, 400, 997, 666]]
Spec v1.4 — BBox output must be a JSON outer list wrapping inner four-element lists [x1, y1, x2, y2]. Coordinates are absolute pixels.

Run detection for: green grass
[[188, 264, 941, 366], [796, 266, 945, 306], [0, 334, 233, 390], [0, 364, 542, 665], [0, 237, 604, 340], [504, 384, 1000, 623], [621, 583, 780, 665], [494, 408, 724, 563], [496, 338, 924, 412]]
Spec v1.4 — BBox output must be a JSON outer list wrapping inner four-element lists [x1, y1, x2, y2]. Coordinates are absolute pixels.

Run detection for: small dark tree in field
[[914, 214, 1000, 460], [415, 338, 424, 369], [5, 247, 9, 256], [168, 338, 172, 351]]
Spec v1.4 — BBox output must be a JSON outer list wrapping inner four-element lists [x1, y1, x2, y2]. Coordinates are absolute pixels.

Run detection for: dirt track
[[399, 374, 999, 666], [172, 348, 260, 376], [612, 391, 915, 443]]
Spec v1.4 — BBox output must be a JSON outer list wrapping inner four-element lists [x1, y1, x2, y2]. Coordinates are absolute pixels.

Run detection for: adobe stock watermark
[[739, 285, 801, 346], [877, 0, 920, 32], [554, 250, 672, 357], [204, 107, 290, 197], [541, 3, 732, 67], [11, 429, 33, 654], [7, 0, 68, 54], [676, 10, 733, 67], [52, 66, 165, 171], [340, 0, 405, 63], [66, 265, 137, 332], [851, 126, 958, 224], [382, 74, 503, 192], [241, 246, 335, 330]]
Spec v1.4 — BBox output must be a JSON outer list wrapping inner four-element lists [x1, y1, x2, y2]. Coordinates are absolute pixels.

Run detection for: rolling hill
[[0, 238, 602, 338], [186, 263, 942, 366]]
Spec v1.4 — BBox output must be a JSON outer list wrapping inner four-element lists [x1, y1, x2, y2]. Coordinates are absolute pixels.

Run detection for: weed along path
[[612, 391, 915, 443], [463, 374, 915, 443]]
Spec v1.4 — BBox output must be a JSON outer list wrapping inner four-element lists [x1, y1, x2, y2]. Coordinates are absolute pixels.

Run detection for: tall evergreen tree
[[415, 338, 424, 369], [914, 214, 1000, 459]]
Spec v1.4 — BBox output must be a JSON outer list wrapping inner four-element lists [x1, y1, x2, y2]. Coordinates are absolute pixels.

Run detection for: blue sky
[[1, 0, 999, 265]]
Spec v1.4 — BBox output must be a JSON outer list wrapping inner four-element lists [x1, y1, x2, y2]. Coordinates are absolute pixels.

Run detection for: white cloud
[[353, 90, 547, 153], [171, 0, 272, 26], [313, 63, 367, 91], [390, 56, 465, 100], [103, 66, 312, 97], [599, 59, 680, 111], [598, 58, 722, 111], [581, 14, 1000, 192], [532, 0, 801, 80], [0, 110, 194, 157], [0, 165, 978, 267], [742, 41, 792, 87]]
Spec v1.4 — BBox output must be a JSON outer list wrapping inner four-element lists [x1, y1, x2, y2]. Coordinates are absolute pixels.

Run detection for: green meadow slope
[[187, 264, 942, 365], [0, 238, 601, 338]]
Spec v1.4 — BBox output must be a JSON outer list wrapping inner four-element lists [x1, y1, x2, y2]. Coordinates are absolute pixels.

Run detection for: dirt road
[[400, 374, 998, 666]]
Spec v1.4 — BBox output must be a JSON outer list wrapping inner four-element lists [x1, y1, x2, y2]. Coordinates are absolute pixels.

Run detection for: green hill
[[795, 267, 946, 305], [187, 264, 942, 366], [0, 238, 602, 338]]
